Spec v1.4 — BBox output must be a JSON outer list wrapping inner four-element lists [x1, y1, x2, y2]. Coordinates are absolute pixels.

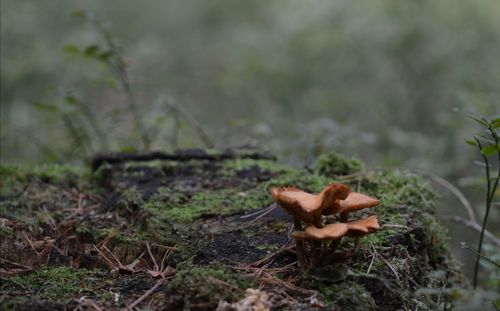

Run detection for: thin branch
[[164, 96, 214, 149], [86, 13, 150, 150], [412, 169, 477, 223], [441, 215, 500, 247], [370, 242, 400, 281], [124, 278, 165, 310], [79, 297, 103, 311], [473, 136, 495, 288], [461, 242, 500, 268]]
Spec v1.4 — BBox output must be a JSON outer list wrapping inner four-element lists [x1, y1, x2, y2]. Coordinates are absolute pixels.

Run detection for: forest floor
[[0, 149, 465, 310]]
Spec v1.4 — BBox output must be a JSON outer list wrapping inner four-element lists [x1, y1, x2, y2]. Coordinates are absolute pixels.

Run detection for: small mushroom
[[292, 223, 349, 241], [345, 215, 380, 254], [291, 222, 350, 268], [270, 182, 381, 269], [337, 192, 380, 221], [271, 183, 351, 225], [346, 215, 380, 236]]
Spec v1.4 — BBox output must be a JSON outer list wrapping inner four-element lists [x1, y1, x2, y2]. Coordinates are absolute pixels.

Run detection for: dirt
[[0, 149, 464, 310]]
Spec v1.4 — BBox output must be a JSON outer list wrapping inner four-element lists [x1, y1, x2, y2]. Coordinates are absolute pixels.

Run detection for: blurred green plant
[[466, 114, 500, 288], [32, 11, 215, 159], [66, 10, 150, 150]]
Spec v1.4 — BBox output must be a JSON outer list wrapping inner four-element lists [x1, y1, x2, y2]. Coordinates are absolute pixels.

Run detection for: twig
[[366, 250, 376, 274], [86, 12, 150, 150], [436, 282, 447, 307], [441, 215, 500, 247], [79, 297, 103, 311], [0, 258, 32, 270], [240, 204, 276, 219], [124, 278, 165, 310], [24, 233, 42, 256], [250, 205, 277, 223], [249, 243, 294, 267], [260, 272, 316, 295], [414, 170, 477, 223], [370, 242, 400, 281], [146, 242, 158, 272], [470, 120, 499, 288], [382, 224, 411, 230], [164, 96, 214, 148], [461, 242, 500, 268]]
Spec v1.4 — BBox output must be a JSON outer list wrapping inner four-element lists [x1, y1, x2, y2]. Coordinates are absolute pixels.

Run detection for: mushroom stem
[[319, 237, 343, 265], [352, 237, 361, 254], [309, 217, 323, 268], [293, 216, 302, 231], [328, 238, 342, 253], [293, 217, 307, 270], [340, 212, 348, 222], [342, 237, 362, 258]]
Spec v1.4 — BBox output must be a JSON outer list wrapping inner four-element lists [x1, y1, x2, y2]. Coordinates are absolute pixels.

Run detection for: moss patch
[[0, 163, 87, 196], [0, 150, 464, 310], [165, 266, 255, 310], [311, 152, 363, 177], [8, 267, 100, 301]]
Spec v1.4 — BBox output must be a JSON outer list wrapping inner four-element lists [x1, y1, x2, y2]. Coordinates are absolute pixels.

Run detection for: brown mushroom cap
[[271, 183, 351, 224], [346, 215, 380, 237], [339, 192, 380, 214], [292, 223, 349, 241]]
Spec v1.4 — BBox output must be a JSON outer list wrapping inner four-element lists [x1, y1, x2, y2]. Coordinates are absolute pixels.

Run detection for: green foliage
[[467, 114, 500, 289]]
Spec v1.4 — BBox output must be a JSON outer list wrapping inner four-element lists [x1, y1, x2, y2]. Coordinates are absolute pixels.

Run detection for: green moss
[[363, 170, 436, 213], [165, 266, 255, 309], [9, 267, 99, 301], [144, 188, 272, 222], [139, 157, 353, 223], [356, 170, 439, 245], [153, 186, 188, 205], [420, 213, 450, 265], [0, 296, 30, 311], [0, 163, 87, 195], [300, 270, 376, 310], [117, 186, 144, 210], [221, 158, 289, 174], [312, 152, 364, 177]]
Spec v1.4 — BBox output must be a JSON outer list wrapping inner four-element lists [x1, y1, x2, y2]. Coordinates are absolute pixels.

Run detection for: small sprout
[[271, 183, 381, 269]]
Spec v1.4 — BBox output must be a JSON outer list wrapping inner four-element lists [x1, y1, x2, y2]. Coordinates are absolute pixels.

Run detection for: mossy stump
[[0, 150, 462, 310]]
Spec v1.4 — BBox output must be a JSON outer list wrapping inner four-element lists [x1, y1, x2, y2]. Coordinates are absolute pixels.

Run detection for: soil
[[0, 149, 464, 310]]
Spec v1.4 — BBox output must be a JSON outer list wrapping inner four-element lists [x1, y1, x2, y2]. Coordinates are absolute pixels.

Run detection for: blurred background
[[1, 0, 499, 291]]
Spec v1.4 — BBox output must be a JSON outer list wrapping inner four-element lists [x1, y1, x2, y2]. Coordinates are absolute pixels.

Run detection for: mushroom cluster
[[271, 183, 381, 269]]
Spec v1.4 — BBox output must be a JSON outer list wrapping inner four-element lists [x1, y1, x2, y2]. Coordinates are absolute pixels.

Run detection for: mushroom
[[292, 223, 349, 241], [346, 215, 380, 235], [345, 215, 380, 254], [291, 215, 380, 261], [337, 192, 380, 221], [291, 222, 350, 268], [271, 183, 351, 226], [270, 182, 381, 269], [271, 183, 350, 269]]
